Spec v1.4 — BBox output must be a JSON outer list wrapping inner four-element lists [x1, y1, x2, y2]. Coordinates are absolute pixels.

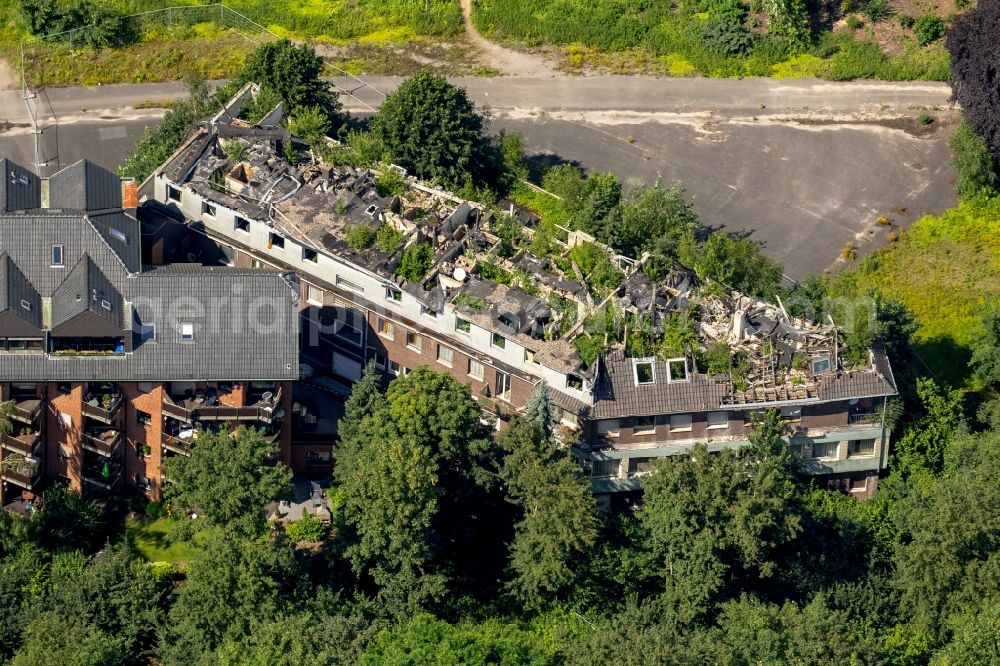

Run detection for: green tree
[[933, 600, 1000, 665], [572, 172, 622, 243], [613, 181, 699, 259], [524, 381, 557, 442], [161, 531, 298, 665], [498, 417, 598, 606], [949, 121, 998, 199], [0, 399, 13, 437], [360, 614, 556, 666], [395, 242, 434, 282], [30, 482, 105, 553], [641, 413, 800, 621], [684, 231, 784, 299], [239, 39, 341, 123], [970, 307, 1000, 386], [12, 612, 123, 666], [892, 378, 965, 478], [162, 426, 292, 536], [894, 430, 1000, 643], [339, 361, 385, 446], [335, 368, 490, 617], [370, 72, 496, 189]]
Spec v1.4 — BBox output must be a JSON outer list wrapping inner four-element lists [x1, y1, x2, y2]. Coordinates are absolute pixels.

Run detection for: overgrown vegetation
[[473, 0, 953, 80]]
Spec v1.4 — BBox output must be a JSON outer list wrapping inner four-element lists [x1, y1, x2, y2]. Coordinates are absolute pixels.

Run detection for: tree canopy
[[947, 0, 1000, 165], [370, 72, 497, 189]]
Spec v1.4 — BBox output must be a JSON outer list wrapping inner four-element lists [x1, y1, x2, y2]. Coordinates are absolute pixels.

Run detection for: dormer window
[[51, 244, 63, 267], [666, 357, 689, 383], [386, 287, 402, 302], [110, 228, 128, 244], [167, 185, 182, 202], [633, 358, 655, 386], [491, 332, 506, 350], [180, 322, 194, 342]]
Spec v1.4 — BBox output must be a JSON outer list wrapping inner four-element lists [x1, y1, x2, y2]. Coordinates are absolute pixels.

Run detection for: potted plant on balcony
[[140, 444, 152, 458], [101, 394, 113, 409]]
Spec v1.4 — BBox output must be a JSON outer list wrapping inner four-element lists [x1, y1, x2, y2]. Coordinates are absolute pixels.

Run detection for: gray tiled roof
[[50, 256, 124, 335], [590, 347, 896, 419], [48, 159, 122, 211], [591, 351, 727, 419], [0, 158, 299, 381], [0, 159, 41, 211], [0, 253, 42, 333]]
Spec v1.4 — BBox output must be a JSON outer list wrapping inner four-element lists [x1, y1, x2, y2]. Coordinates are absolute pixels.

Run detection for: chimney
[[122, 179, 138, 210]]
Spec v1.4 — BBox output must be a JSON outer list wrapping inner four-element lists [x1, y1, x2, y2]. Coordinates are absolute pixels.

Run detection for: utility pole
[[19, 42, 46, 175]]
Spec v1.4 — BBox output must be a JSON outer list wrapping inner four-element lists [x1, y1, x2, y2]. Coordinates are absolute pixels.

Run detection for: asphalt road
[[0, 77, 958, 279]]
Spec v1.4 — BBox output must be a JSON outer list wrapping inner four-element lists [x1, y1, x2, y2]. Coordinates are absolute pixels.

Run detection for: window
[[389, 360, 401, 376], [850, 476, 868, 491], [592, 459, 619, 477], [51, 244, 64, 266], [374, 353, 387, 369], [496, 372, 512, 402], [848, 439, 876, 457], [337, 275, 363, 293], [59, 443, 72, 460], [633, 415, 656, 435], [666, 357, 689, 382], [235, 216, 250, 233], [491, 332, 506, 350], [386, 287, 402, 302], [406, 331, 422, 352], [19, 299, 30, 311], [812, 442, 838, 459], [137, 410, 152, 426], [139, 323, 156, 343], [306, 284, 323, 306], [707, 411, 729, 429], [179, 322, 194, 342], [268, 232, 285, 249], [137, 382, 153, 394], [780, 406, 802, 422], [468, 358, 484, 380], [633, 359, 655, 385], [597, 419, 620, 438], [57, 382, 72, 394], [332, 304, 363, 347], [100, 299, 112, 311], [456, 317, 471, 333], [202, 202, 216, 218], [437, 345, 454, 367], [167, 185, 182, 202], [306, 451, 332, 464], [811, 356, 832, 375], [303, 248, 318, 264], [524, 349, 536, 364], [567, 374, 583, 391], [376, 318, 394, 338], [669, 413, 693, 432]]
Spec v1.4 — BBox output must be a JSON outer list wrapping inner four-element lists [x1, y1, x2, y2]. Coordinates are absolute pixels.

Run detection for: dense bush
[[914, 15, 945, 46], [949, 121, 998, 199], [19, 0, 137, 47], [947, 0, 1000, 165], [395, 242, 434, 282], [863, 0, 889, 22]]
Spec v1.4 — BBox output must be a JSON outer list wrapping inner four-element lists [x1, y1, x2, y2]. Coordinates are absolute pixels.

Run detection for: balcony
[[10, 399, 41, 424], [848, 411, 882, 425], [82, 461, 122, 491], [477, 396, 516, 420], [82, 429, 122, 456], [162, 433, 191, 456], [1, 431, 42, 457], [163, 388, 281, 424], [82, 394, 122, 424], [1, 458, 41, 490]]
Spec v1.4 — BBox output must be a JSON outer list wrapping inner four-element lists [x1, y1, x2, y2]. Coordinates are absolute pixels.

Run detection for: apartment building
[[149, 84, 896, 500], [0, 158, 299, 505]]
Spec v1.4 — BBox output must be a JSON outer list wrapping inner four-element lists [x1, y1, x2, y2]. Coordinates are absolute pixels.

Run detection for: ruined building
[[145, 83, 897, 502]]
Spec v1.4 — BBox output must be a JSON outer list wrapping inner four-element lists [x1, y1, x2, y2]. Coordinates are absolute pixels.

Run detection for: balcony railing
[[82, 464, 122, 490], [162, 434, 191, 456], [477, 396, 516, 419], [11, 399, 41, 424], [1, 464, 41, 489], [82, 430, 122, 456], [162, 389, 281, 424], [82, 396, 122, 424], [848, 412, 882, 425], [1, 432, 41, 457]]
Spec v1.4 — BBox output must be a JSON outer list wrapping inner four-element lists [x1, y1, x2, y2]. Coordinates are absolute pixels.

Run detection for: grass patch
[[510, 182, 571, 228], [829, 198, 1000, 385], [125, 516, 198, 564]]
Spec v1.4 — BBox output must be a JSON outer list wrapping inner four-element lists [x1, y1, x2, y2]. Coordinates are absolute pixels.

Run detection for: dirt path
[[458, 0, 559, 77], [0, 59, 20, 91]]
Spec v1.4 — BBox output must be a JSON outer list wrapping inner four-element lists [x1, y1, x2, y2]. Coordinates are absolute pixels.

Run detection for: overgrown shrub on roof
[[396, 243, 434, 282]]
